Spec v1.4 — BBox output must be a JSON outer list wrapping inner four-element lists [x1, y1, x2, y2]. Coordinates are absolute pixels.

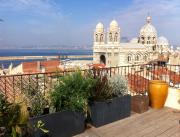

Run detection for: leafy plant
[[35, 120, 49, 134], [0, 93, 26, 137], [50, 71, 96, 114], [17, 77, 49, 117], [108, 75, 128, 96], [89, 69, 129, 101], [90, 75, 113, 101]]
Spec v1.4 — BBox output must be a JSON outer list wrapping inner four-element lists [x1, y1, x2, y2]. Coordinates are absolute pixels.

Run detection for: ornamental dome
[[157, 36, 169, 45], [110, 20, 119, 31], [96, 22, 104, 33], [130, 38, 138, 43], [139, 16, 157, 37]]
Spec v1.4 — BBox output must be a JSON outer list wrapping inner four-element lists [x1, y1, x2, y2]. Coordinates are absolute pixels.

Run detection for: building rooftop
[[22, 60, 61, 73]]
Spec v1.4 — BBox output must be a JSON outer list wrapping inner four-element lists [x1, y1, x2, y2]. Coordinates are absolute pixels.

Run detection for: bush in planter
[[89, 75, 113, 102], [108, 75, 128, 96], [17, 78, 49, 117], [30, 71, 96, 137], [88, 75, 131, 127], [0, 93, 31, 137], [51, 71, 96, 113]]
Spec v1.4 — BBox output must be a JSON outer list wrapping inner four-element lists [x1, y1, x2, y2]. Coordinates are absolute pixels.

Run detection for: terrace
[[76, 108, 180, 137], [0, 64, 180, 136]]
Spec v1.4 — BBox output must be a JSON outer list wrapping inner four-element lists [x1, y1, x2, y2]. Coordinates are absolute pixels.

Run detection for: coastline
[[0, 55, 93, 61]]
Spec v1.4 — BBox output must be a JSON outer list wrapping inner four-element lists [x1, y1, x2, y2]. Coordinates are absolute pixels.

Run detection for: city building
[[7, 60, 62, 74], [93, 16, 170, 67]]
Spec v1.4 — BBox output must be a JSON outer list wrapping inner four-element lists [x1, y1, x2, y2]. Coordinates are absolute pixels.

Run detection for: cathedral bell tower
[[94, 22, 105, 45], [107, 20, 120, 45]]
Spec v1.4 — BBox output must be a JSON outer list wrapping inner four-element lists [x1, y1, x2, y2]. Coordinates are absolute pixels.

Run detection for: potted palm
[[88, 75, 131, 127], [30, 71, 95, 137]]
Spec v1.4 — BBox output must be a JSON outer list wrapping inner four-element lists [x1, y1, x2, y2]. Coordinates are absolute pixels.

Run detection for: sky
[[0, 0, 180, 48]]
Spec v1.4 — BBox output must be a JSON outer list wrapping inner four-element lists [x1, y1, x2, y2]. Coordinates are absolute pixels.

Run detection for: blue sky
[[0, 0, 180, 48]]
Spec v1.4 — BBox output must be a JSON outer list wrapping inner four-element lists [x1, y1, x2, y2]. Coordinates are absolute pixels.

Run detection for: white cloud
[[0, 0, 180, 47], [0, 0, 63, 19], [110, 0, 180, 45]]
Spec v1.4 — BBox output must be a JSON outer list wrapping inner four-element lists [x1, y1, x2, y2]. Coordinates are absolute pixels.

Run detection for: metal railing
[[0, 64, 180, 102]]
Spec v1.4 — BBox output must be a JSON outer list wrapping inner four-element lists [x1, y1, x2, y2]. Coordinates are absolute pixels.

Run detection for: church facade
[[93, 16, 170, 67]]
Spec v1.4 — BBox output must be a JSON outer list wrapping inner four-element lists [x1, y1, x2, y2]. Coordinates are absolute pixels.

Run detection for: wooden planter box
[[131, 95, 149, 113], [29, 111, 85, 137], [88, 95, 131, 127]]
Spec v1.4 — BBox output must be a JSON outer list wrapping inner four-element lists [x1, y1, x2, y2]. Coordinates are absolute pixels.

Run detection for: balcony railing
[[0, 64, 180, 102]]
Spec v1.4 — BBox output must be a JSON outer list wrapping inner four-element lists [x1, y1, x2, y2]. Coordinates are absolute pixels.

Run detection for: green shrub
[[50, 71, 96, 113], [0, 93, 26, 136], [18, 77, 49, 117], [89, 73, 129, 101]]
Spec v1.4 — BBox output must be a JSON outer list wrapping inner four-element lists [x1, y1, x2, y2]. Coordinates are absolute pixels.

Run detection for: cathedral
[[93, 16, 170, 67]]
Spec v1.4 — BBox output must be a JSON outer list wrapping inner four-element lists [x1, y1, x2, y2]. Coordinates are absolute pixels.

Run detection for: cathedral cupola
[[96, 22, 104, 33], [139, 16, 157, 45]]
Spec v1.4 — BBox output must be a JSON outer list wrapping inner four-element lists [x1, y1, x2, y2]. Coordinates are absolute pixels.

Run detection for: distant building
[[169, 47, 180, 65], [8, 60, 62, 75], [93, 16, 170, 67]]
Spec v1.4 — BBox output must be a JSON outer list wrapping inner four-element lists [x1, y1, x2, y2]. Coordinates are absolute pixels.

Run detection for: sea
[[0, 49, 93, 68]]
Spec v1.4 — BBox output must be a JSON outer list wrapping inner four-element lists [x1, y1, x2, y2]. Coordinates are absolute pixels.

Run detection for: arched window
[[96, 34, 98, 42], [138, 38, 140, 43], [100, 34, 104, 42], [141, 36, 145, 44], [135, 55, 140, 61], [114, 32, 118, 42], [127, 56, 131, 62], [144, 55, 147, 61], [109, 33, 112, 42]]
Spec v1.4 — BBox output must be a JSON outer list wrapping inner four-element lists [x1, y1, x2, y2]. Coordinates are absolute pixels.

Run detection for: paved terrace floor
[[75, 107, 180, 137]]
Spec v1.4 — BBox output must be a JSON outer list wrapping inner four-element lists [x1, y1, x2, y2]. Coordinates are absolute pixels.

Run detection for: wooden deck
[[76, 107, 180, 137]]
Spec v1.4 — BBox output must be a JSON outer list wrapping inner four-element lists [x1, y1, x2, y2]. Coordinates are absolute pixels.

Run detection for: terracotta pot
[[148, 80, 168, 109]]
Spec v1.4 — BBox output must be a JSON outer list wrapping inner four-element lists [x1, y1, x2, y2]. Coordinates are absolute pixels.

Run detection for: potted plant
[[0, 93, 30, 137], [16, 76, 49, 117], [88, 75, 131, 127], [131, 93, 149, 113], [29, 71, 95, 137]]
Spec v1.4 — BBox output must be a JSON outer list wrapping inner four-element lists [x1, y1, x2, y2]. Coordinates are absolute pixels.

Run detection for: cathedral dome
[[110, 20, 119, 31], [96, 22, 104, 33], [140, 16, 157, 37], [157, 36, 169, 45], [130, 38, 138, 43]]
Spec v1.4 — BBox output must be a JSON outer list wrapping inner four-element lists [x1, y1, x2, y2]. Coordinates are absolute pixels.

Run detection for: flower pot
[[29, 111, 85, 137], [131, 95, 149, 113], [148, 80, 168, 109], [88, 95, 131, 127]]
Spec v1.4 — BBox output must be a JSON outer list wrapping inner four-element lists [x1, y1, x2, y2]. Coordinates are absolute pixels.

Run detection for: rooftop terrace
[[1, 64, 180, 101], [0, 64, 180, 136], [76, 107, 180, 137]]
